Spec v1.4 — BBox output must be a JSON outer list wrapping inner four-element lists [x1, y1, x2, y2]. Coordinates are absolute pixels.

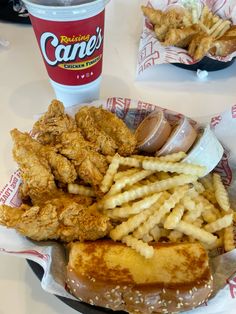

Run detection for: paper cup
[[22, 0, 110, 106], [183, 125, 224, 176]]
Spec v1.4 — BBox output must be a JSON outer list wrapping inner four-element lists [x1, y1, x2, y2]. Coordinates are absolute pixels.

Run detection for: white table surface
[[0, 1, 236, 313]]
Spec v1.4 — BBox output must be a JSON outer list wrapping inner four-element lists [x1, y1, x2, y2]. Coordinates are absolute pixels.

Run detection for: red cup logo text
[[29, 11, 105, 85]]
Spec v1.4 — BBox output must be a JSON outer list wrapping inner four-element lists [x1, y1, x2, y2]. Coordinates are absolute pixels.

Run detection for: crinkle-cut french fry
[[102, 174, 198, 210], [175, 221, 217, 245], [180, 195, 196, 211], [224, 226, 235, 252], [185, 186, 199, 199], [114, 168, 140, 181], [145, 174, 159, 183], [203, 237, 223, 250], [197, 195, 220, 222], [164, 203, 185, 229], [142, 234, 153, 243], [156, 171, 171, 180], [202, 209, 218, 224], [211, 20, 231, 39], [132, 152, 187, 163], [149, 225, 161, 241], [158, 152, 187, 162], [142, 160, 206, 177], [68, 183, 96, 197], [234, 212, 236, 223], [192, 181, 205, 194], [213, 173, 230, 212], [121, 235, 154, 259], [182, 203, 202, 223], [133, 186, 188, 239], [109, 192, 163, 241], [204, 214, 233, 233], [192, 218, 204, 228], [202, 189, 217, 205], [168, 230, 183, 242], [116, 156, 142, 168], [106, 193, 162, 219], [100, 154, 120, 193], [200, 174, 214, 191], [108, 170, 154, 196]]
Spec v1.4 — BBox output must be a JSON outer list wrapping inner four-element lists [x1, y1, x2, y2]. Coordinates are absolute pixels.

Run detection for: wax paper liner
[[137, 0, 236, 76], [1, 97, 236, 313]]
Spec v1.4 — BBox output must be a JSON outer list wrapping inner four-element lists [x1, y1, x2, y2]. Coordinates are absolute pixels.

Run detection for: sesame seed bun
[[66, 240, 213, 313]]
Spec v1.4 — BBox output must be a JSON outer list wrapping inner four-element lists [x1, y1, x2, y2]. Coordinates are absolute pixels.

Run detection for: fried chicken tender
[[75, 106, 118, 156], [76, 106, 137, 156], [11, 129, 77, 204], [163, 24, 200, 48], [58, 132, 108, 187], [0, 195, 111, 242], [32, 100, 77, 145]]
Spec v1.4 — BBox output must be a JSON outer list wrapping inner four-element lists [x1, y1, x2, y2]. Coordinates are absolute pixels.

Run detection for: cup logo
[[29, 11, 105, 86]]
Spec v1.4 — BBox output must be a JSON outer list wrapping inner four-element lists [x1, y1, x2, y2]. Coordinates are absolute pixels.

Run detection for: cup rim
[[22, 0, 110, 11]]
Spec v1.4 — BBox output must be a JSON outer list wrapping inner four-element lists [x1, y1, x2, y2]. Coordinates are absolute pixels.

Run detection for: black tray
[[172, 56, 235, 72], [27, 260, 126, 314]]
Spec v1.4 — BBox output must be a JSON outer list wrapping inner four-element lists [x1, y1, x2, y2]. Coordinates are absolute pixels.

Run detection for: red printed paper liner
[[0, 97, 236, 313], [137, 0, 236, 76]]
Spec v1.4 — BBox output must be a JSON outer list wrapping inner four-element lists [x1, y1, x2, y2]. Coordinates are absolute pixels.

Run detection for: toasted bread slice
[[66, 240, 213, 313]]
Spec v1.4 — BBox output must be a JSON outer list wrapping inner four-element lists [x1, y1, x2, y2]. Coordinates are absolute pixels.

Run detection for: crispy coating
[[76, 106, 136, 156], [163, 24, 200, 48], [75, 106, 118, 155], [58, 132, 108, 186], [11, 130, 57, 204], [0, 195, 111, 242], [11, 129, 77, 204], [32, 100, 77, 145]]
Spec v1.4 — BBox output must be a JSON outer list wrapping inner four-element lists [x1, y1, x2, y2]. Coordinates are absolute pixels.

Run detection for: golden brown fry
[[204, 214, 233, 233], [175, 221, 217, 245], [213, 173, 230, 212], [133, 186, 188, 239], [121, 235, 154, 259], [142, 159, 205, 176], [68, 183, 96, 197], [224, 226, 235, 252], [102, 174, 197, 210]]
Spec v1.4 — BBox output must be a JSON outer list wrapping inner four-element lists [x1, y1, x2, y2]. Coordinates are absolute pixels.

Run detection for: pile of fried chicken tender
[[0, 101, 136, 242], [142, 4, 236, 60], [0, 100, 235, 259]]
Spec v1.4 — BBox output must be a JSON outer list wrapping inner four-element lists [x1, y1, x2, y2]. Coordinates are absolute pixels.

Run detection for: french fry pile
[[69, 152, 235, 259], [142, 5, 233, 60]]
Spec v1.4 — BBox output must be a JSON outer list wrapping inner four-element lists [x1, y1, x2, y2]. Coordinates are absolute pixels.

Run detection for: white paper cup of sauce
[[183, 125, 224, 175], [156, 117, 198, 156], [135, 110, 172, 154]]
